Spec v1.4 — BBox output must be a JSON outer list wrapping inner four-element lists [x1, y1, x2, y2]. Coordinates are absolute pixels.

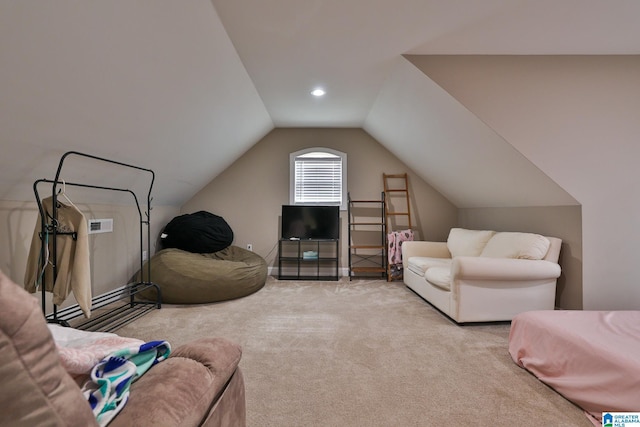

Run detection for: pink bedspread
[[509, 310, 640, 425]]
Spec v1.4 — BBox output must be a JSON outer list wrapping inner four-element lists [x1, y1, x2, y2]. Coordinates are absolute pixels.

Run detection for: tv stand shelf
[[278, 239, 339, 281]]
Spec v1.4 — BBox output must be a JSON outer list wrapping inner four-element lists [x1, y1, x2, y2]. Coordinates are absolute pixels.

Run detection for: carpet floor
[[117, 277, 592, 427]]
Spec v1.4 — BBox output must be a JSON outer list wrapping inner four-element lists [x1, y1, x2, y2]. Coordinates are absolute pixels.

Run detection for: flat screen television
[[281, 205, 340, 240]]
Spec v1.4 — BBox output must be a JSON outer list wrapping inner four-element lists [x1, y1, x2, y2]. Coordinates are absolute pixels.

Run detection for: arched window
[[290, 147, 347, 209]]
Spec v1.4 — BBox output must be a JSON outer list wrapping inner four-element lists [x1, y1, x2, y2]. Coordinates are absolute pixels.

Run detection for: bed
[[509, 310, 640, 425]]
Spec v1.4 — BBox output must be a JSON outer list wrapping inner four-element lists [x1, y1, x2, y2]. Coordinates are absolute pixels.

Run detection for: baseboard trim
[[268, 267, 350, 277]]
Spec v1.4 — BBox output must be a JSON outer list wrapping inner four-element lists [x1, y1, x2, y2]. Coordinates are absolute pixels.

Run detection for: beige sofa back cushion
[[0, 269, 98, 427], [447, 228, 496, 257], [480, 232, 551, 260]]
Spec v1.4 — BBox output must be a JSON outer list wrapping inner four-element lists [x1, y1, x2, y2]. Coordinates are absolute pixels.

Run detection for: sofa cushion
[[407, 257, 452, 277], [424, 266, 451, 291], [447, 228, 496, 257], [480, 232, 550, 260], [0, 269, 98, 427]]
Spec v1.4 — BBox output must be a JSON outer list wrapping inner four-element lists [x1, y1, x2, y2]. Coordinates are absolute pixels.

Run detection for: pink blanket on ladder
[[387, 229, 413, 265]]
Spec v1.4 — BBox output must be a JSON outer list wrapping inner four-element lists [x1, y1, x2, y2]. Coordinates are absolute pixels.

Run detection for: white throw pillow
[[480, 232, 550, 260], [447, 228, 496, 257]]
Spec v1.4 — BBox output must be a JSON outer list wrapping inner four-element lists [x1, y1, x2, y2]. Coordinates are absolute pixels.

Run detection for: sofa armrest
[[170, 337, 242, 375], [452, 256, 561, 281], [110, 337, 242, 427], [401, 241, 451, 261]]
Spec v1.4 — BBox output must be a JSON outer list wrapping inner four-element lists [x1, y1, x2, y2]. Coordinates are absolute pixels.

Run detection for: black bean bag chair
[[136, 246, 267, 304], [161, 211, 233, 253]]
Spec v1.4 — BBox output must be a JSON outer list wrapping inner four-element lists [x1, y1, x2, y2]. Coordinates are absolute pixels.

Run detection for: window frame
[[289, 147, 347, 210]]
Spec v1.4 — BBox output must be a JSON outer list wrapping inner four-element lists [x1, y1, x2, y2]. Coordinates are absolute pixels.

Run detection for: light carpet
[[117, 277, 592, 427]]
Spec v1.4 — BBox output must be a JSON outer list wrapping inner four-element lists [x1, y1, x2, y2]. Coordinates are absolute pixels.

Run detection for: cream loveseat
[[403, 228, 562, 323]]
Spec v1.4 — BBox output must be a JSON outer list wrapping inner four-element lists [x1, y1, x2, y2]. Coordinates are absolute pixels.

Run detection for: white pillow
[[446, 228, 496, 257], [480, 232, 550, 260]]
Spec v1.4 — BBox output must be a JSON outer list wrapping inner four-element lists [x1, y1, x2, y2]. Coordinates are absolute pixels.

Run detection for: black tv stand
[[278, 238, 339, 281]]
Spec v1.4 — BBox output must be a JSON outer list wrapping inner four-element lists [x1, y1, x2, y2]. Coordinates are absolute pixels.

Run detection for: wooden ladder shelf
[[383, 173, 413, 281]]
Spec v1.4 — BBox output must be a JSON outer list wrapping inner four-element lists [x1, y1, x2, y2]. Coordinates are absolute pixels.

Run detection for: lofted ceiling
[[1, 0, 639, 207], [212, 0, 640, 127]]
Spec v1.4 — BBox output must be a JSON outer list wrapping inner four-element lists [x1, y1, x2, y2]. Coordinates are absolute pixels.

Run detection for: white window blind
[[294, 152, 342, 204]]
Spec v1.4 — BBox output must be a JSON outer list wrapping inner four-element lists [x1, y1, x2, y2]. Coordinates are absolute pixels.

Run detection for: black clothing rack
[[33, 151, 161, 332]]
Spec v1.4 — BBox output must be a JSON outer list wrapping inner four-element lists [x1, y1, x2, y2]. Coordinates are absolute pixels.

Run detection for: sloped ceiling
[[0, 1, 272, 206], [363, 57, 576, 208], [1, 0, 639, 207]]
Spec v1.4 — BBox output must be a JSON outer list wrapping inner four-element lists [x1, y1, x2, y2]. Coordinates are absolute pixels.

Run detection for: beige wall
[[182, 128, 458, 273], [458, 206, 582, 309], [0, 199, 178, 313], [412, 55, 640, 310], [1, 125, 583, 311]]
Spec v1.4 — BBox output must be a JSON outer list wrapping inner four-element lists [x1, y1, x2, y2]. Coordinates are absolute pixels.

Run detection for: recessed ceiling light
[[311, 88, 326, 97]]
